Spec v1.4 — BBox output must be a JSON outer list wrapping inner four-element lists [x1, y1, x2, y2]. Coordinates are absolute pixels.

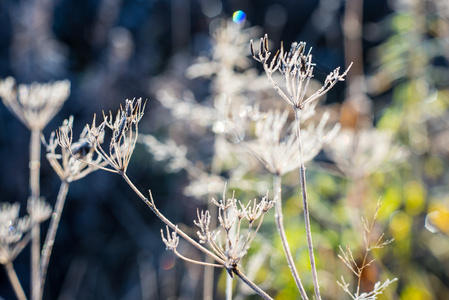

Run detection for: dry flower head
[[0, 77, 70, 130], [0, 203, 32, 264], [251, 34, 352, 110]]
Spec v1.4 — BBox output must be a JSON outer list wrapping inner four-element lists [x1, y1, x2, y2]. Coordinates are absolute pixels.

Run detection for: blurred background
[[1, 0, 449, 299]]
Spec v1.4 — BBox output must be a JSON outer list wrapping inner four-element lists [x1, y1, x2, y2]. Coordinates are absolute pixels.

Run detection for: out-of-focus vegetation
[[0, 0, 448, 299]]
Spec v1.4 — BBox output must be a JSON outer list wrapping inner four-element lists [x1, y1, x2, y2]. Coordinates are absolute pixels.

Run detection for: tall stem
[[39, 180, 70, 298], [225, 274, 233, 300], [4, 262, 27, 300], [273, 175, 309, 299], [203, 254, 215, 300], [294, 108, 321, 300], [204, 137, 222, 300], [29, 128, 42, 300]]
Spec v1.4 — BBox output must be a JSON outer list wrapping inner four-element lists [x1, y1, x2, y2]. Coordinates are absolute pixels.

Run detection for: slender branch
[[273, 175, 309, 299], [4, 262, 27, 300], [29, 128, 42, 300], [294, 108, 321, 300], [172, 249, 223, 268], [232, 268, 274, 300], [38, 180, 70, 298], [356, 208, 376, 297], [120, 172, 225, 264]]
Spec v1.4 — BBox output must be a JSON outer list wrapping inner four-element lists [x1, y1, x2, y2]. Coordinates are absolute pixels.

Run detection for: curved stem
[[39, 180, 70, 298], [29, 128, 42, 300], [121, 172, 225, 264], [4, 262, 27, 300], [273, 174, 309, 299], [172, 249, 223, 268], [294, 108, 321, 300]]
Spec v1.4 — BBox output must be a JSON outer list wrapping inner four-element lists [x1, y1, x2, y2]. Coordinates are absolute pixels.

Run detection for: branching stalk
[[294, 108, 321, 300], [38, 180, 70, 298], [120, 172, 272, 299], [120, 172, 226, 264], [273, 175, 309, 299]]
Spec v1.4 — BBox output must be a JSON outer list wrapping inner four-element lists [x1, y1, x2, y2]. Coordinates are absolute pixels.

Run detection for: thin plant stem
[[119, 172, 272, 299], [29, 128, 42, 300], [204, 137, 222, 300], [226, 271, 233, 300], [232, 268, 273, 300], [4, 262, 27, 300], [120, 172, 225, 264], [273, 174, 309, 300], [203, 255, 215, 300], [294, 108, 321, 300], [39, 180, 70, 298], [356, 211, 376, 297], [172, 249, 223, 268]]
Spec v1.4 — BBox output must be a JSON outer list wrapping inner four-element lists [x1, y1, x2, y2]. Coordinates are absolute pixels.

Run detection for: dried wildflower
[[251, 34, 351, 109], [0, 203, 32, 264], [193, 209, 212, 244], [326, 128, 408, 178], [81, 98, 145, 173], [44, 116, 105, 182], [186, 19, 265, 96], [155, 90, 218, 127], [161, 226, 179, 251], [27, 197, 52, 224], [338, 200, 397, 299], [0, 77, 70, 130], [233, 106, 339, 175], [337, 276, 398, 300], [161, 187, 273, 280], [206, 189, 274, 275]]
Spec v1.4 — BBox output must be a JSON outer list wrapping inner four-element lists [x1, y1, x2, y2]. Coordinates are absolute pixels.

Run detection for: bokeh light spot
[[232, 10, 246, 24]]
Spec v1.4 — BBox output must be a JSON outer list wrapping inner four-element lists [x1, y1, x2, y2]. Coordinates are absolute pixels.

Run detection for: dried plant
[[251, 34, 352, 110], [45, 116, 105, 182], [63, 99, 276, 300], [337, 200, 397, 299], [162, 188, 275, 278], [0, 21, 404, 299], [60, 98, 146, 175], [0, 188, 52, 300], [0, 203, 31, 300], [326, 127, 408, 179], [0, 77, 70, 131], [229, 104, 340, 176], [0, 76, 70, 300], [251, 34, 353, 300]]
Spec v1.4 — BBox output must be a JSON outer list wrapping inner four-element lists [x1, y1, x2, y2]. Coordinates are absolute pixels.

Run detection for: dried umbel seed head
[[251, 35, 351, 110], [44, 116, 106, 182], [0, 202, 32, 264], [0, 77, 70, 130], [77, 98, 146, 174]]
